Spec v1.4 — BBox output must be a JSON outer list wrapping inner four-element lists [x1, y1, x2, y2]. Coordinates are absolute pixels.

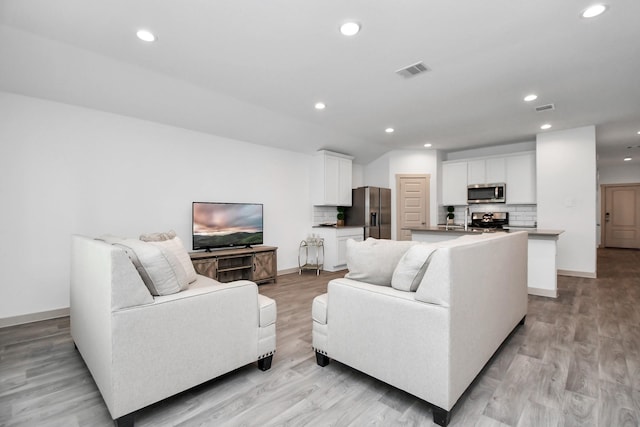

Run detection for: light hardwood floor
[[1, 248, 639, 426]]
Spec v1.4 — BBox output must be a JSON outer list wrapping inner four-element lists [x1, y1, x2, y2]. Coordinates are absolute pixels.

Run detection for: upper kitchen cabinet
[[506, 152, 536, 204], [442, 161, 468, 205], [311, 150, 354, 206], [467, 158, 506, 185]]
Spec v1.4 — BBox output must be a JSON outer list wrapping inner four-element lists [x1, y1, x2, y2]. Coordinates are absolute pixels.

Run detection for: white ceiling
[[1, 0, 639, 165]]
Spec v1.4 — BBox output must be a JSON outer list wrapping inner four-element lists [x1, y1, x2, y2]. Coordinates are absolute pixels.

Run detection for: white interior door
[[603, 184, 640, 249]]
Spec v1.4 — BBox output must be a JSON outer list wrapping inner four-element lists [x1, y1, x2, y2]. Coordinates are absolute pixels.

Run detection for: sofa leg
[[114, 413, 134, 427], [519, 315, 526, 326], [258, 355, 273, 371], [432, 406, 450, 426], [315, 351, 330, 367]]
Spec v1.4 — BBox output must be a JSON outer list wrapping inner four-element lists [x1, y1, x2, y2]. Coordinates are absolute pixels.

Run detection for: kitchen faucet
[[464, 206, 470, 231]]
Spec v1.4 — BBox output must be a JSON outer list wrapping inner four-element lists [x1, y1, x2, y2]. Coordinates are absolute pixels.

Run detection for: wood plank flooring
[[1, 248, 639, 426]]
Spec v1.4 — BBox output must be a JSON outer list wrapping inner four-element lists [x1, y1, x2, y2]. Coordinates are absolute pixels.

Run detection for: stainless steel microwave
[[467, 183, 506, 204]]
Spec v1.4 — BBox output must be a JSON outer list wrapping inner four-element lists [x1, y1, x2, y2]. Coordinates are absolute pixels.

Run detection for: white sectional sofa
[[312, 231, 528, 426], [70, 234, 276, 427]]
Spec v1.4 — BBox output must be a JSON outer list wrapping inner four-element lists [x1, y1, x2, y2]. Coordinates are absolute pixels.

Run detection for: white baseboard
[[557, 269, 597, 279], [0, 307, 70, 329], [277, 267, 299, 276], [528, 287, 558, 298]]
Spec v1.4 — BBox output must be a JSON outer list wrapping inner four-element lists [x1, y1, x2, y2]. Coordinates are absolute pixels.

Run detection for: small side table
[[298, 238, 324, 275]]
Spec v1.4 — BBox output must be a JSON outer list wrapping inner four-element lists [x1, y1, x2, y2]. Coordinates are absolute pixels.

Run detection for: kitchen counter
[[406, 226, 563, 238], [312, 224, 364, 229], [409, 226, 564, 298], [311, 226, 364, 272]]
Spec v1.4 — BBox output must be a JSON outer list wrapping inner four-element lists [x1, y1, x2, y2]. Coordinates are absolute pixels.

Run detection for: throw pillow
[[141, 232, 198, 284], [139, 230, 177, 242], [344, 238, 417, 286], [114, 239, 187, 296], [391, 244, 438, 292]]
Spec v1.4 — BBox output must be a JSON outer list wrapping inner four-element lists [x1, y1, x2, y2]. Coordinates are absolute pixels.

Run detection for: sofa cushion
[[312, 293, 328, 324], [344, 238, 417, 286], [140, 232, 198, 284], [258, 294, 277, 327], [114, 239, 188, 296], [391, 244, 438, 292]]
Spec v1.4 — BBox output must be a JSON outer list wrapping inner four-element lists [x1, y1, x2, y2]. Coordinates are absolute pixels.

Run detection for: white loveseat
[[70, 235, 276, 426], [312, 231, 528, 426]]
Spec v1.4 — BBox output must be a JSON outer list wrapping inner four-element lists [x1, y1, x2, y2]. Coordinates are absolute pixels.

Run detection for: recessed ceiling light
[[424, 143, 432, 148], [581, 4, 608, 18], [637, 131, 640, 135], [314, 102, 326, 110], [385, 127, 395, 133], [340, 22, 361, 36], [624, 157, 632, 161], [524, 94, 538, 102], [136, 29, 156, 42], [540, 124, 552, 130]]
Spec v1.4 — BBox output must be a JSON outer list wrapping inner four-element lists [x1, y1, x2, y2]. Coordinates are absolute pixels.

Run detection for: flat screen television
[[192, 202, 264, 250]]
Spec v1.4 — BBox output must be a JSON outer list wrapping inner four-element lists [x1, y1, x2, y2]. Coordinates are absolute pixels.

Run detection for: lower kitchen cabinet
[[312, 226, 364, 272]]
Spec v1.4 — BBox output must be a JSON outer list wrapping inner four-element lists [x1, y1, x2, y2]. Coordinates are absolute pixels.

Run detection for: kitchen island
[[408, 226, 564, 298]]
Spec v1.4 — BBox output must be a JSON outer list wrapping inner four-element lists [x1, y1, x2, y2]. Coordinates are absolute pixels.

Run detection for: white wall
[[598, 163, 640, 184], [364, 150, 439, 239], [0, 92, 313, 320], [536, 126, 597, 276], [445, 141, 536, 161]]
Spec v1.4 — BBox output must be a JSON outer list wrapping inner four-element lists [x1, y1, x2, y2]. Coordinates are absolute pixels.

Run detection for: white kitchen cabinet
[[313, 226, 364, 271], [506, 152, 536, 204], [442, 161, 468, 206], [311, 150, 354, 206], [467, 158, 506, 185]]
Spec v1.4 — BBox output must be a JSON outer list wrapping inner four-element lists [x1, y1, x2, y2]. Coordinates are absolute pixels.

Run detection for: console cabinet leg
[[258, 355, 273, 371], [519, 315, 526, 326], [432, 406, 450, 426], [315, 351, 330, 367]]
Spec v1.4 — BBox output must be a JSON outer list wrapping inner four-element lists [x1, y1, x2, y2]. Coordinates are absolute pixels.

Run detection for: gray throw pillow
[[391, 244, 438, 292], [344, 238, 417, 286]]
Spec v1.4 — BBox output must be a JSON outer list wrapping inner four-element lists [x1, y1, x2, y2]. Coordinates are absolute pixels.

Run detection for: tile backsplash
[[439, 204, 537, 227], [315, 204, 537, 228], [312, 206, 339, 225]]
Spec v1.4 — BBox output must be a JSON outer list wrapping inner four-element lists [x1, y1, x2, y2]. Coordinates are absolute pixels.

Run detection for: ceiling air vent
[[395, 61, 430, 78], [535, 103, 555, 112]]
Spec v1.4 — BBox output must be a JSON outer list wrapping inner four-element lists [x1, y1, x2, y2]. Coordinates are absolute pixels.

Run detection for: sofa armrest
[[311, 293, 329, 355], [108, 279, 261, 418]]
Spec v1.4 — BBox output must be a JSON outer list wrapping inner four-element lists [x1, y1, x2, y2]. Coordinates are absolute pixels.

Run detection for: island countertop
[[408, 226, 564, 298], [406, 226, 564, 238]]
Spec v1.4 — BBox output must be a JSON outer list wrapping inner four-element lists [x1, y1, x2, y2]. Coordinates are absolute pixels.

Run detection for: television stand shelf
[[190, 246, 277, 284]]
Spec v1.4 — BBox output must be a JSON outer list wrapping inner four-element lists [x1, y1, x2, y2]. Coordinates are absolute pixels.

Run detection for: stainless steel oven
[[467, 183, 506, 204]]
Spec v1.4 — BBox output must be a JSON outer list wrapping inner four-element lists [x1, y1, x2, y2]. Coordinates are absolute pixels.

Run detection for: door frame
[[395, 174, 431, 241], [600, 182, 640, 248]]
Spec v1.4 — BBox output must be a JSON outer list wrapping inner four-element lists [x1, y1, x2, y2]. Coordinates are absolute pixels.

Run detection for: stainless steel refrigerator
[[345, 186, 392, 239]]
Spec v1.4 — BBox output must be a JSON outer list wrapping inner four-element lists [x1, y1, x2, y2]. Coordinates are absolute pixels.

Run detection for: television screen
[[192, 202, 264, 250]]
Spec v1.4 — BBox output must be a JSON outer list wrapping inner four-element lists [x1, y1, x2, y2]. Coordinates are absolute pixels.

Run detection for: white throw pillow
[[114, 239, 187, 296], [391, 244, 438, 292], [141, 233, 198, 284], [344, 238, 417, 286]]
